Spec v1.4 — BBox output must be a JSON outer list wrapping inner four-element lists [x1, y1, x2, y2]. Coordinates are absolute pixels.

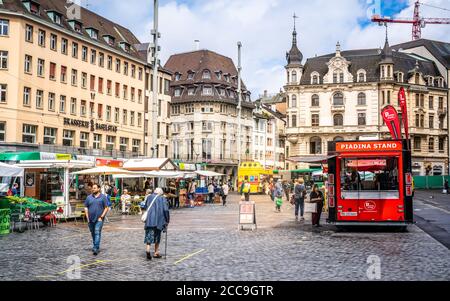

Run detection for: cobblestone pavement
[[1, 193, 450, 281]]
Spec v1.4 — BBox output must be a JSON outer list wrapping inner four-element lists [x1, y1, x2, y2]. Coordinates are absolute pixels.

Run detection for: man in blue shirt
[[84, 183, 109, 255]]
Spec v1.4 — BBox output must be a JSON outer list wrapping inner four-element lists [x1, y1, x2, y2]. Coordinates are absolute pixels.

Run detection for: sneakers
[[146, 252, 152, 260], [300, 217, 305, 221], [93, 250, 99, 256]]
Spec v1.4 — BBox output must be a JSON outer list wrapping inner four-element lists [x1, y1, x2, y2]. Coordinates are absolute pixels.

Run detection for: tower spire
[[292, 13, 298, 46]]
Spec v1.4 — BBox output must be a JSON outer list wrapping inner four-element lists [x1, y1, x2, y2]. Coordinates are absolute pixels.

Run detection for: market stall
[[0, 162, 25, 196]]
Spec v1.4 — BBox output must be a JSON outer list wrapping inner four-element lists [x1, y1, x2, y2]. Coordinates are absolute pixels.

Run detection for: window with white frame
[[0, 51, 7, 69], [72, 42, 78, 58], [188, 88, 195, 96], [25, 25, 33, 42], [0, 84, 6, 103], [0, 122, 5, 142], [171, 105, 180, 115], [124, 62, 128, 75], [130, 111, 135, 126], [358, 113, 366, 126], [202, 121, 213, 132], [333, 114, 343, 126], [333, 92, 344, 106], [36, 90, 43, 109], [22, 124, 37, 143], [311, 94, 319, 107], [201, 104, 213, 113], [61, 38, 68, 55], [43, 127, 56, 145], [90, 49, 96, 64], [24, 55, 32, 73], [38, 29, 45, 46], [137, 113, 142, 127], [174, 88, 181, 97], [357, 92, 366, 105], [291, 95, 297, 108], [202, 86, 213, 95], [122, 109, 127, 125], [37, 58, 44, 76], [70, 98, 76, 115], [185, 104, 194, 114], [106, 136, 115, 151], [23, 87, 31, 106], [0, 19, 9, 36], [115, 59, 121, 73], [106, 106, 111, 121], [119, 137, 129, 151], [48, 92, 55, 111], [50, 34, 57, 50], [357, 70, 366, 82], [93, 134, 102, 149], [71, 69, 77, 86], [59, 95, 66, 113], [132, 139, 140, 153], [80, 132, 89, 148], [202, 70, 211, 79], [291, 71, 297, 83], [114, 108, 119, 123], [82, 46, 88, 61]]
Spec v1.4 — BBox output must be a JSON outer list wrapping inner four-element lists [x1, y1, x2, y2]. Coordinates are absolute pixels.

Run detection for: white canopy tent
[[123, 158, 178, 171], [0, 162, 25, 196], [71, 166, 130, 175], [195, 170, 225, 177]]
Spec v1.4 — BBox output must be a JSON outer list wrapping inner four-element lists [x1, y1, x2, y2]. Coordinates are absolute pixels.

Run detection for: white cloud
[[90, 0, 450, 98]]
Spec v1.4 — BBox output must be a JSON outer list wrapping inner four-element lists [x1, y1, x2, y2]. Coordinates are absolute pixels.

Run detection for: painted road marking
[[174, 249, 205, 265]]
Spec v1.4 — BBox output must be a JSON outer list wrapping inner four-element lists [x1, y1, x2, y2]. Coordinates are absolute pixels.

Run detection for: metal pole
[[150, 0, 159, 158], [237, 41, 242, 172]]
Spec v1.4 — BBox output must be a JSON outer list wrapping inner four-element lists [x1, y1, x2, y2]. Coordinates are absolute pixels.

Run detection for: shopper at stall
[[84, 184, 109, 255], [143, 187, 170, 260], [11, 183, 19, 196], [294, 178, 306, 221], [187, 180, 196, 208], [309, 184, 324, 227], [121, 189, 132, 214], [221, 181, 229, 206], [208, 182, 215, 204]]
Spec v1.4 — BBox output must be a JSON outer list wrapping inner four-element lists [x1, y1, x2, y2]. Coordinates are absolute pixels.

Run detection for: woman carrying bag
[[141, 188, 170, 260], [309, 184, 324, 227], [274, 179, 284, 212]]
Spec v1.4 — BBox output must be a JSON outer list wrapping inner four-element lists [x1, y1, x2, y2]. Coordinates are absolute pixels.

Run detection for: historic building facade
[[284, 28, 448, 175], [0, 0, 171, 158], [164, 49, 254, 181]]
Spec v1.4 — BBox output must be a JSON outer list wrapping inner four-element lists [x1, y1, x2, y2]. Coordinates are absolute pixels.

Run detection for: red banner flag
[[398, 87, 409, 140], [381, 105, 402, 139]]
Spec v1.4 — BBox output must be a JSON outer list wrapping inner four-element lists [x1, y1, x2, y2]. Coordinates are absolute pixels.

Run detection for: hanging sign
[[398, 87, 409, 140], [381, 105, 402, 139]]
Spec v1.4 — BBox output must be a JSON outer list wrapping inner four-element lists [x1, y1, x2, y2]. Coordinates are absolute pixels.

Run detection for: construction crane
[[371, 0, 450, 40]]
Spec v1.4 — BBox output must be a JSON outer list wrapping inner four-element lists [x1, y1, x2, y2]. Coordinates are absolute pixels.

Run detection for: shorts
[[144, 227, 162, 245]]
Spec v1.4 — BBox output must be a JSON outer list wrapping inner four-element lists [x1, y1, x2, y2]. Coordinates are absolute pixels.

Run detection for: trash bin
[[0, 198, 11, 235]]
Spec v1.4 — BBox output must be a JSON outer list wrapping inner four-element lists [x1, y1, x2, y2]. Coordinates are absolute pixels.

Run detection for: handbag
[[141, 195, 159, 223], [304, 202, 317, 213], [276, 197, 283, 207], [290, 195, 295, 205]]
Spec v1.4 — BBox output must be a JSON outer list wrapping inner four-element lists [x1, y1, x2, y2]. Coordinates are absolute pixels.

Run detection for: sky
[[84, 0, 450, 98]]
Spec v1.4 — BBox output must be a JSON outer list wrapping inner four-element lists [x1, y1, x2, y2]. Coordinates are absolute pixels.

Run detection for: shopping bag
[[304, 202, 317, 213], [275, 197, 283, 207]]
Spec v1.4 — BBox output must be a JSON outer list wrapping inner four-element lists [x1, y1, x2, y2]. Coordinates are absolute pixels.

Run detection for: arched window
[[357, 70, 366, 83], [310, 137, 322, 154], [202, 70, 211, 79], [357, 92, 366, 105], [291, 95, 297, 108], [429, 137, 435, 152], [311, 94, 319, 107], [312, 75, 318, 84], [333, 92, 344, 106], [292, 71, 297, 83], [334, 136, 344, 142], [333, 114, 343, 126]]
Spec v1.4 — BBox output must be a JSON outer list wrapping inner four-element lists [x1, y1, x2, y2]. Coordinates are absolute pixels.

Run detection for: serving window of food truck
[[327, 140, 413, 226]]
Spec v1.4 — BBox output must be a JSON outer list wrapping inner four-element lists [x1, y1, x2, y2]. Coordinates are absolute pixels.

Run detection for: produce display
[[4, 196, 57, 214]]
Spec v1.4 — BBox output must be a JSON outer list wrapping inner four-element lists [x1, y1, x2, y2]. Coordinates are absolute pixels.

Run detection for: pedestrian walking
[[221, 181, 229, 206], [142, 188, 170, 260], [240, 178, 251, 202], [268, 179, 275, 202], [283, 180, 291, 202], [445, 180, 449, 194], [121, 189, 131, 214], [208, 182, 215, 203], [187, 180, 196, 208], [294, 178, 307, 221], [274, 179, 283, 212], [84, 183, 109, 255], [309, 184, 324, 227]]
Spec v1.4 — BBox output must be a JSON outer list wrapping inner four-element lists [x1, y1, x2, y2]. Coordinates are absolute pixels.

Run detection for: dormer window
[[395, 72, 404, 83], [357, 69, 366, 83], [175, 73, 181, 81], [103, 35, 115, 46], [216, 71, 222, 80], [68, 20, 83, 33], [311, 72, 320, 85], [202, 70, 211, 79], [188, 88, 195, 96], [119, 41, 131, 53], [187, 71, 194, 80], [47, 11, 62, 25], [224, 74, 230, 82], [86, 28, 99, 40], [23, 0, 40, 15], [174, 88, 181, 97]]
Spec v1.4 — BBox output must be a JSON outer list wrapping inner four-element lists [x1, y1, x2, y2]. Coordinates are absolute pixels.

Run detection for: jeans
[[295, 198, 305, 217], [222, 195, 227, 206], [88, 220, 104, 251]]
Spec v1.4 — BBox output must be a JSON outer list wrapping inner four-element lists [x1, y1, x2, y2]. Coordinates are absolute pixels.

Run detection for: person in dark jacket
[[294, 178, 306, 221], [445, 180, 449, 194], [309, 184, 324, 227], [143, 188, 170, 260]]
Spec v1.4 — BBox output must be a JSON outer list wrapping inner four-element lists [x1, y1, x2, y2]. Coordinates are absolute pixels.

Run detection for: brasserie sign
[[63, 118, 118, 133]]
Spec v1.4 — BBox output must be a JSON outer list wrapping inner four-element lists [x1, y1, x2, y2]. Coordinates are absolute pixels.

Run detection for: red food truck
[[326, 139, 413, 229]]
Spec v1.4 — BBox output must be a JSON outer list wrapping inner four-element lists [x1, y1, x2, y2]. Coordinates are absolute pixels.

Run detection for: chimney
[[194, 40, 200, 51]]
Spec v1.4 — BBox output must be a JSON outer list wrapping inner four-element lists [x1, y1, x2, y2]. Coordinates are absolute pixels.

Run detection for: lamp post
[[149, 0, 160, 158]]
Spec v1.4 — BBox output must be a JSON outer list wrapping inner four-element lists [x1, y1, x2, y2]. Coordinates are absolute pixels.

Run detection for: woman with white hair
[[142, 187, 170, 260]]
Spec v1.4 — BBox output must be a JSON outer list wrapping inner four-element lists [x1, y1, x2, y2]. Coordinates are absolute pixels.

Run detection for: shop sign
[[239, 201, 256, 227], [336, 141, 402, 152], [40, 152, 73, 160], [0, 209, 10, 235], [95, 158, 123, 167], [63, 118, 118, 133], [25, 172, 35, 187]]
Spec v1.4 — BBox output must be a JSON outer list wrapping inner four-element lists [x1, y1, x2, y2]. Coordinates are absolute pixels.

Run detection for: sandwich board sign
[[239, 201, 256, 231]]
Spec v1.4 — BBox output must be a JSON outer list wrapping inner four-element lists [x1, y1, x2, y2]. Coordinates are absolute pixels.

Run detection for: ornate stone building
[[284, 28, 448, 175], [164, 49, 254, 182]]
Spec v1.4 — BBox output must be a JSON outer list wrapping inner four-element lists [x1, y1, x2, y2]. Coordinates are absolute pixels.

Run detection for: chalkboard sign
[[239, 201, 256, 231]]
